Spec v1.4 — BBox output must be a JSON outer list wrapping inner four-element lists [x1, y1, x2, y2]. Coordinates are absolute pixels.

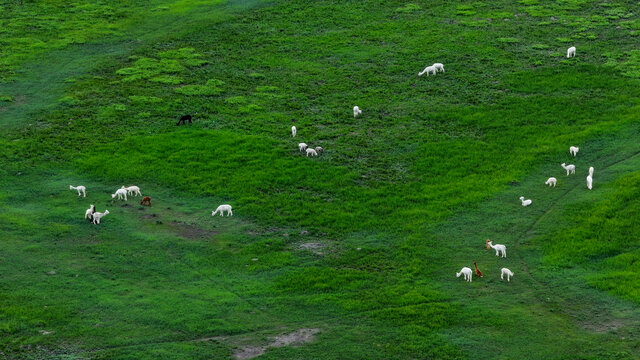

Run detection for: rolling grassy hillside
[[1, 0, 639, 358]]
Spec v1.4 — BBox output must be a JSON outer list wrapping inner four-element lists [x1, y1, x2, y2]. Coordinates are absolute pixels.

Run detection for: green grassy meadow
[[1, 0, 640, 358]]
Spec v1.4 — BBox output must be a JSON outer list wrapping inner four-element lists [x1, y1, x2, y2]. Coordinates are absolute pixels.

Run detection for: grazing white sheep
[[561, 163, 576, 176], [501, 268, 514, 282], [567, 46, 576, 58], [418, 65, 437, 76], [545, 177, 557, 187], [306, 148, 318, 157], [587, 166, 594, 190], [84, 205, 96, 220], [112, 188, 128, 201], [315, 146, 324, 153], [212, 204, 233, 217], [92, 210, 109, 224], [456, 267, 473, 282], [69, 185, 86, 197], [298, 143, 308, 152], [292, 126, 297, 137], [353, 106, 362, 118], [570, 146, 579, 157], [487, 241, 507, 258], [433, 63, 445, 73], [123, 185, 142, 197], [519, 196, 532, 207]]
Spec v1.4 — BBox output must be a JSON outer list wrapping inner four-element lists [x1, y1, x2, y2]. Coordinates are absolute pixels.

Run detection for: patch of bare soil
[[170, 221, 217, 240], [234, 328, 320, 360], [298, 242, 325, 255]]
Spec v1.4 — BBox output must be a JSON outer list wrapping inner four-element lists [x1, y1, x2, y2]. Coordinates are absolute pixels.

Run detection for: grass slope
[[1, 0, 640, 359]]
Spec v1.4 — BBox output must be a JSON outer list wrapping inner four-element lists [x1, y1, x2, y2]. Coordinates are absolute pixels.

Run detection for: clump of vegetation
[[174, 79, 224, 96]]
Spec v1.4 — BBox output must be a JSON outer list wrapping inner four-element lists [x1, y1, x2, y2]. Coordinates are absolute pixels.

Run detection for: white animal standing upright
[[545, 177, 557, 187], [84, 205, 96, 220], [112, 188, 128, 201], [519, 196, 532, 207], [92, 210, 109, 224], [292, 126, 297, 137], [487, 240, 507, 258], [567, 46, 576, 58], [501, 268, 514, 282], [353, 106, 362, 118], [433, 63, 445, 73], [570, 146, 579, 157], [298, 143, 308, 152], [418, 65, 437, 76], [69, 185, 86, 197], [586, 166, 594, 190], [561, 163, 576, 176], [123, 185, 142, 196], [456, 267, 473, 282], [212, 204, 233, 217], [306, 148, 318, 157]]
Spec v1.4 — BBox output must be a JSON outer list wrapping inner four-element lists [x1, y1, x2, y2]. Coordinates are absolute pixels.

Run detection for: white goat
[[306, 148, 318, 157], [587, 166, 594, 190], [212, 204, 233, 217], [315, 146, 324, 153], [519, 196, 532, 207], [353, 106, 362, 118], [545, 177, 557, 187], [69, 185, 86, 197], [501, 268, 514, 282], [561, 163, 576, 176], [569, 146, 579, 157], [487, 241, 507, 258], [292, 126, 296, 137], [456, 267, 473, 282], [92, 210, 109, 224], [112, 188, 128, 201], [433, 63, 445, 73], [84, 205, 96, 220], [123, 185, 141, 196], [567, 46, 576, 58], [298, 143, 308, 152], [418, 65, 436, 76]]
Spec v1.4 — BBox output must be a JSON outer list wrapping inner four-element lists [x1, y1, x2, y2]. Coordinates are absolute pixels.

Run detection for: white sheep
[[315, 146, 324, 154], [292, 126, 297, 137], [306, 148, 318, 157], [487, 241, 507, 258], [561, 163, 576, 176], [519, 196, 532, 207], [587, 166, 594, 190], [298, 143, 308, 152], [353, 106, 362, 118], [123, 185, 142, 196], [69, 185, 86, 197], [433, 63, 445, 73], [501, 268, 514, 282], [569, 146, 579, 157], [545, 177, 557, 187], [212, 204, 233, 217], [84, 205, 96, 220], [92, 210, 109, 225], [112, 188, 128, 201], [456, 267, 473, 282], [418, 65, 436, 76], [567, 46, 576, 58]]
